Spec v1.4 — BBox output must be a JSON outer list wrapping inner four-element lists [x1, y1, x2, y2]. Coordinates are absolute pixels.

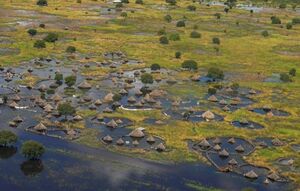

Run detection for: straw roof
[[106, 119, 118, 128], [202, 110, 215, 120], [264, 179, 270, 184], [8, 101, 18, 108], [11, 95, 21, 102], [267, 173, 280, 181], [103, 93, 114, 103], [103, 107, 113, 113], [132, 140, 139, 146], [213, 138, 221, 144], [213, 144, 221, 151], [103, 135, 113, 142], [172, 100, 180, 107], [94, 99, 102, 105], [38, 84, 47, 91], [9, 121, 17, 127], [146, 136, 155, 143], [222, 106, 230, 111], [219, 149, 229, 157], [51, 94, 62, 102], [13, 116, 23, 123], [156, 143, 166, 152], [44, 104, 53, 112], [208, 95, 218, 102], [119, 89, 128, 95], [219, 99, 227, 105], [199, 139, 211, 148], [149, 89, 166, 97], [228, 158, 238, 165], [249, 89, 257, 94], [228, 137, 235, 144], [244, 170, 258, 179], [135, 89, 143, 96], [272, 138, 284, 146], [127, 96, 136, 103], [129, 129, 145, 138], [235, 145, 245, 152], [34, 123, 47, 131], [78, 81, 92, 89], [73, 115, 83, 121], [116, 138, 125, 145]]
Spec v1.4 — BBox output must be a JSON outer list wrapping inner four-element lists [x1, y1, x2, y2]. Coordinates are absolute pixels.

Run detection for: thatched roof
[[213, 138, 221, 144], [132, 140, 139, 146], [239, 119, 249, 125], [106, 119, 118, 128], [144, 94, 155, 103], [146, 136, 155, 143], [219, 99, 227, 105], [51, 94, 62, 102], [249, 89, 257, 94], [103, 93, 114, 103], [11, 95, 21, 102], [266, 111, 274, 118], [38, 84, 47, 91], [94, 99, 102, 105], [228, 158, 238, 165], [8, 101, 18, 108], [149, 89, 166, 97], [154, 101, 162, 109], [191, 74, 200, 81], [129, 129, 145, 138], [119, 89, 128, 95], [135, 89, 143, 96], [222, 106, 230, 111], [78, 81, 92, 89], [272, 138, 284, 146], [213, 144, 221, 151], [103, 107, 113, 113], [228, 137, 235, 144], [34, 123, 47, 131], [73, 115, 83, 121], [267, 173, 280, 181], [219, 149, 229, 157], [172, 100, 180, 107], [67, 129, 77, 136], [199, 139, 211, 148], [134, 101, 144, 108], [235, 145, 245, 152], [9, 121, 17, 127], [156, 143, 166, 152], [202, 110, 215, 120], [244, 170, 258, 179], [103, 135, 113, 142], [44, 104, 53, 112], [264, 178, 270, 184], [13, 116, 23, 123], [89, 104, 97, 110], [127, 96, 136, 103], [208, 95, 218, 102], [116, 138, 125, 145]]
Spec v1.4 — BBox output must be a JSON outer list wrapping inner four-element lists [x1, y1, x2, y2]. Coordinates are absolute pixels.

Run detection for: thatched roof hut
[[132, 140, 139, 146], [228, 137, 235, 144], [8, 101, 18, 108], [235, 145, 245, 152], [119, 89, 128, 95], [154, 101, 162, 109], [222, 106, 230, 111], [199, 139, 211, 148], [103, 93, 114, 103], [106, 119, 118, 128], [244, 170, 258, 179], [135, 89, 143, 96], [219, 99, 227, 105], [134, 101, 144, 108], [13, 116, 23, 123], [89, 104, 97, 110], [73, 115, 83, 121], [103, 107, 113, 113], [213, 144, 221, 151], [38, 84, 47, 92], [271, 138, 284, 146], [219, 149, 229, 157], [172, 100, 180, 107], [129, 129, 145, 138], [103, 135, 113, 143], [94, 99, 103, 105], [249, 89, 257, 94], [44, 104, 53, 112], [149, 89, 166, 98], [208, 95, 218, 102], [11, 95, 21, 102], [116, 138, 125, 145], [78, 81, 92, 89], [9, 121, 17, 127], [156, 143, 166, 152], [213, 138, 221, 144], [146, 136, 155, 143], [266, 111, 274, 118], [202, 110, 215, 120], [191, 74, 200, 81], [127, 96, 136, 103], [33, 123, 47, 132], [228, 158, 238, 165], [51, 94, 62, 102], [267, 173, 280, 181], [115, 119, 123, 124]]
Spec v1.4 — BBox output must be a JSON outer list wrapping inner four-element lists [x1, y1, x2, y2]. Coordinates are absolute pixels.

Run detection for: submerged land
[[0, 0, 299, 190]]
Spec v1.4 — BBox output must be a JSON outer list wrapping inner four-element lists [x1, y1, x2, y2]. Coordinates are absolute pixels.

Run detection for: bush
[[39, 23, 45, 28], [65, 75, 77, 87], [286, 23, 293, 29], [292, 18, 300, 24], [230, 83, 239, 90], [58, 102, 75, 118], [34, 40, 46, 49], [159, 36, 169, 44], [289, 68, 296, 76], [77, 0, 82, 3], [214, 13, 221, 19], [261, 30, 269, 37], [21, 141, 45, 160], [113, 93, 122, 101], [208, 87, 217, 95], [141, 73, 154, 84], [151, 63, 161, 71], [187, 5, 196, 11], [0, 131, 17, 146], [181, 60, 198, 70], [176, 20, 185, 27], [120, 12, 127, 17], [169, 33, 180, 41], [207, 67, 224, 79], [135, 0, 143, 4], [157, 28, 166, 35], [37, 0, 47, 6], [190, 31, 201, 38], [115, 3, 123, 8], [121, 0, 129, 3], [280, 73, 291, 82], [212, 37, 220, 45], [166, 0, 176, 5], [66, 46, 76, 53], [27, 29, 37, 37], [271, 16, 281, 24], [43, 33, 58, 43], [54, 73, 63, 83], [46, 89, 55, 94], [279, 3, 286, 9], [164, 14, 172, 23], [175, 51, 181, 59]]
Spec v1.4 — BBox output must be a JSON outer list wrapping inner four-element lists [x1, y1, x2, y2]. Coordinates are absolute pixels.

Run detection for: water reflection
[[20, 159, 44, 177], [0, 146, 17, 159]]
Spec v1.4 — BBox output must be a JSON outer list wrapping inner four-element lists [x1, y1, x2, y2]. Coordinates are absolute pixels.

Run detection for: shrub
[[43, 33, 58, 43], [157, 28, 166, 35], [169, 33, 180, 41], [39, 23, 45, 28], [280, 73, 291, 82], [151, 63, 161, 71], [77, 0, 81, 3], [176, 20, 185, 27], [271, 16, 281, 24], [37, 0, 47, 6], [187, 5, 196, 11], [113, 93, 122, 101], [279, 3, 286, 9], [190, 31, 201, 38], [121, 0, 129, 3], [159, 36, 169, 44], [261, 30, 269, 37], [21, 141, 45, 160], [120, 12, 127, 17], [27, 29, 37, 37], [0, 131, 17, 146], [175, 51, 181, 59], [58, 102, 75, 118], [208, 87, 217, 95], [115, 3, 123, 8], [141, 73, 154, 84], [65, 75, 77, 87], [181, 60, 198, 70], [55, 73, 63, 83], [66, 46, 76, 53], [34, 40, 46, 49], [207, 67, 224, 79], [289, 68, 296, 76], [46, 89, 55, 94], [135, 0, 143, 4], [214, 13, 221, 19], [166, 0, 176, 5], [212, 37, 220, 45], [224, 7, 229, 13], [164, 14, 172, 23], [230, 83, 239, 90], [286, 23, 293, 29], [292, 18, 300, 24]]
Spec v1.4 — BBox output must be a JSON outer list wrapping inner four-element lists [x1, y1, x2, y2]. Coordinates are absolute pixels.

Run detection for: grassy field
[[0, 0, 300, 186]]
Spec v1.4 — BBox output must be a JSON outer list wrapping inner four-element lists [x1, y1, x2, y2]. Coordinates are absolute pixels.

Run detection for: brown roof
[[103, 93, 114, 103], [116, 138, 125, 145], [103, 135, 113, 142], [202, 111, 215, 120], [156, 143, 166, 151], [146, 136, 155, 143], [106, 119, 118, 128], [208, 95, 218, 102], [235, 145, 245, 152], [228, 158, 238, 165], [34, 123, 47, 131], [228, 137, 235, 144], [219, 149, 229, 157], [129, 129, 145, 138], [213, 144, 221, 151], [244, 170, 258, 179], [78, 81, 92, 89]]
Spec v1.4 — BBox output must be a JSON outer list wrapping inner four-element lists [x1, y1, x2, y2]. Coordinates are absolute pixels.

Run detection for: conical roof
[[271, 138, 284, 146], [228, 137, 235, 144], [8, 101, 18, 108], [44, 104, 53, 112], [156, 143, 166, 152], [135, 89, 143, 96], [146, 136, 155, 143], [129, 129, 145, 138], [116, 138, 124, 145], [202, 110, 215, 120], [267, 173, 280, 181], [249, 89, 257, 94], [132, 140, 139, 146], [13, 115, 23, 123], [213, 144, 221, 151], [213, 138, 221, 144], [219, 99, 227, 105], [103, 93, 114, 103], [127, 96, 136, 103], [94, 99, 102, 105], [103, 135, 113, 142], [219, 149, 229, 157], [34, 122, 47, 131], [51, 94, 62, 102], [119, 89, 128, 95], [73, 115, 83, 121], [199, 139, 211, 148], [235, 145, 245, 152], [222, 105, 230, 111], [103, 107, 113, 113], [228, 158, 238, 165], [208, 95, 218, 102], [78, 81, 92, 89], [244, 170, 258, 179], [38, 84, 47, 91], [106, 119, 118, 128], [11, 94, 21, 101]]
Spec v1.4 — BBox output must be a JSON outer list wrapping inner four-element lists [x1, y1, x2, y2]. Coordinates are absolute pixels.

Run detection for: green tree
[[175, 51, 181, 59], [43, 33, 58, 43], [65, 75, 77, 87], [135, 0, 143, 4], [280, 73, 291, 82], [58, 102, 76, 119], [212, 37, 220, 45], [34, 40, 46, 49], [261, 30, 269, 37], [289, 68, 296, 76], [164, 14, 172, 23], [37, 0, 47, 6], [141, 73, 154, 84], [54, 73, 63, 83], [181, 60, 198, 70], [207, 67, 224, 79], [271, 16, 281, 24], [176, 20, 185, 27], [190, 31, 201, 38], [187, 5, 196, 11], [0, 131, 17, 146], [169, 33, 180, 41], [151, 63, 161, 71], [159, 36, 169, 44], [27, 29, 37, 38], [21, 141, 45, 160], [166, 0, 176, 5], [286, 23, 293, 30]]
